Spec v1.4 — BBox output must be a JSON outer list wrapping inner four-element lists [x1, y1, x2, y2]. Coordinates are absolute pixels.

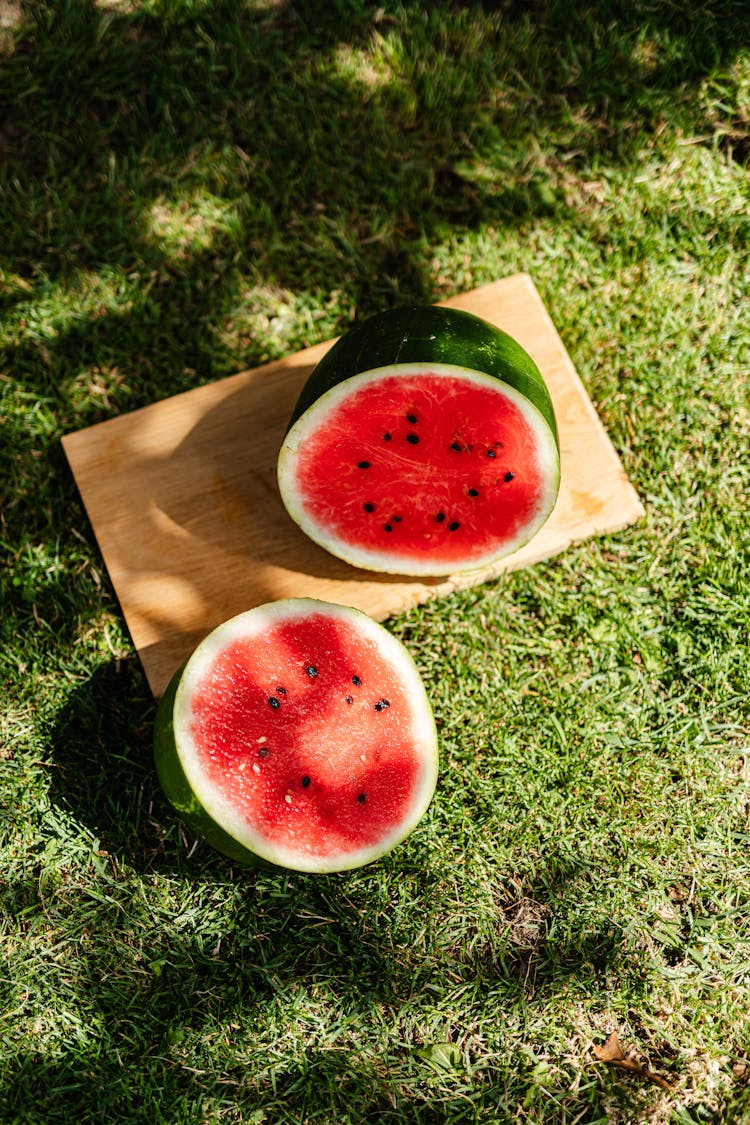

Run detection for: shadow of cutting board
[[62, 274, 644, 697]]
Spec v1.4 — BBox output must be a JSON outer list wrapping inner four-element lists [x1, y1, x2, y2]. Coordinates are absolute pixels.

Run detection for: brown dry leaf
[[593, 1031, 675, 1092]]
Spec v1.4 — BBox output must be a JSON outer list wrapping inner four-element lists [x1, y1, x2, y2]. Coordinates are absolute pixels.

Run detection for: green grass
[[2, 1, 749, 1121]]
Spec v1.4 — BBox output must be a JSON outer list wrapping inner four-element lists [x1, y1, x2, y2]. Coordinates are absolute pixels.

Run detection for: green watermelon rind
[[286, 304, 558, 439], [153, 598, 439, 874], [278, 362, 560, 578]]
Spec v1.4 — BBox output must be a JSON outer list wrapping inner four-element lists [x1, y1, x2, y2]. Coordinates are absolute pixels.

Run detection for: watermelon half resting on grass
[[153, 599, 438, 873], [277, 304, 560, 577]]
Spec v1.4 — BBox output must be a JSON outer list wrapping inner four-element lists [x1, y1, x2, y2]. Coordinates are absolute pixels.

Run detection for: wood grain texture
[[62, 274, 645, 696]]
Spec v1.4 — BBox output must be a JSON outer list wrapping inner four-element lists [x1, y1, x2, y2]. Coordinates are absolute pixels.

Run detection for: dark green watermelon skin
[[287, 305, 558, 442]]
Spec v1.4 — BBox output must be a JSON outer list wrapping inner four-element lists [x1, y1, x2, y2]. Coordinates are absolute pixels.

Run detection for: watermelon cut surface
[[153, 599, 438, 873], [278, 305, 560, 577]]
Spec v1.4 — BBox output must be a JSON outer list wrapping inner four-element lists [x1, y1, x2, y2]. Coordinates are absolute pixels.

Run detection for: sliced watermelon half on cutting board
[[277, 305, 560, 577], [153, 599, 438, 873]]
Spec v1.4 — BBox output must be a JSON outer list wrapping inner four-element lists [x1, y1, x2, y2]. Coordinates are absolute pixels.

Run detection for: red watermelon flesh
[[191, 616, 419, 853], [279, 364, 559, 576], [293, 369, 548, 569], [155, 600, 438, 872]]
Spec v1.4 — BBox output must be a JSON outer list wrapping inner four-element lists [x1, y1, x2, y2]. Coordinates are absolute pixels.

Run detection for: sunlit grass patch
[[0, 268, 141, 349], [334, 41, 394, 93], [146, 190, 242, 258], [217, 281, 348, 365], [0, 0, 22, 52]]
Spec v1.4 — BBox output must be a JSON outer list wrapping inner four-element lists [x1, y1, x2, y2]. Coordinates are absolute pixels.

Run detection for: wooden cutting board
[[62, 274, 644, 697]]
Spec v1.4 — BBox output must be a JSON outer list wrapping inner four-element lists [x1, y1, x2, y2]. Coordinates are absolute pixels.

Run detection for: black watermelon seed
[[346, 695, 353, 705], [305, 665, 318, 678], [357, 793, 366, 804], [487, 449, 497, 458], [358, 460, 371, 469], [301, 776, 311, 788], [504, 471, 515, 482], [383, 432, 392, 441], [352, 675, 362, 686], [468, 488, 479, 497], [450, 442, 462, 452], [363, 502, 375, 512], [374, 699, 390, 711], [383, 523, 393, 532], [436, 511, 446, 523], [406, 413, 417, 423], [448, 521, 460, 532], [277, 685, 287, 694], [393, 515, 402, 522], [406, 434, 419, 445], [269, 697, 280, 709], [258, 746, 270, 758]]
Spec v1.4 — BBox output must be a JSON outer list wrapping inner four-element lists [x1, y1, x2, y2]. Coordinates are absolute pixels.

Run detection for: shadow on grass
[[0, 874, 627, 1124], [1, 0, 748, 410], [1, 1044, 490, 1125], [2, 0, 747, 638], [1, 0, 746, 672], [48, 658, 165, 868], [0, 865, 633, 1123]]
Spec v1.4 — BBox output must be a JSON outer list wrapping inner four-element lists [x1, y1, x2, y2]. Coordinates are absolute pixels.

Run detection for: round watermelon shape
[[277, 305, 560, 577], [153, 599, 438, 873]]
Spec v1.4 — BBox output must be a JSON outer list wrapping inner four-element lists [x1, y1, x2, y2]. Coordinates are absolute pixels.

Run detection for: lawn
[[1, 1, 749, 1122]]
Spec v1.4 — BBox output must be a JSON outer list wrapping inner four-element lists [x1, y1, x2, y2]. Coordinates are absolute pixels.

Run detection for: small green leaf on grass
[[417, 1042, 462, 1069]]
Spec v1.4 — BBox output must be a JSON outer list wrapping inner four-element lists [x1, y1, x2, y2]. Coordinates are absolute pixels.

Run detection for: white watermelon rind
[[153, 598, 439, 874], [277, 362, 561, 577]]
